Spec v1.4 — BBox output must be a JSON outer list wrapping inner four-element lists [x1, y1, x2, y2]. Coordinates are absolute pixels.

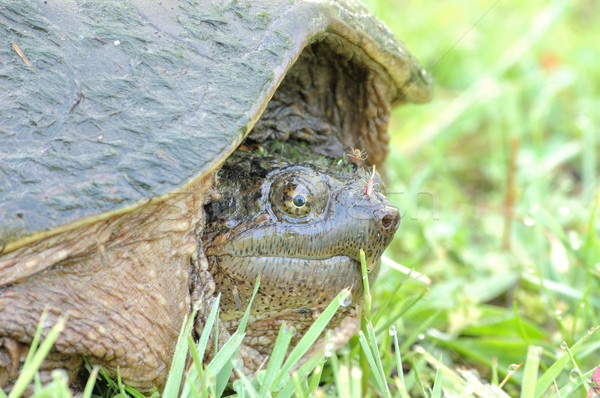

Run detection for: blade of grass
[[534, 326, 599, 396], [236, 278, 261, 334], [276, 350, 325, 398], [214, 310, 219, 359], [521, 346, 542, 398], [357, 330, 388, 396], [350, 366, 362, 398], [214, 279, 261, 396], [563, 343, 583, 378], [206, 332, 245, 377], [534, 270, 570, 345], [197, 294, 221, 362], [181, 294, 221, 397], [365, 322, 391, 397], [552, 367, 596, 398], [513, 296, 530, 344], [33, 373, 41, 394], [185, 335, 205, 397], [231, 361, 260, 398], [360, 249, 372, 319], [50, 370, 69, 398], [275, 288, 351, 398], [307, 360, 325, 393], [276, 289, 350, 383], [500, 363, 523, 389], [360, 248, 371, 396], [258, 322, 294, 395], [185, 378, 203, 398], [124, 384, 148, 398], [381, 255, 432, 286], [82, 366, 100, 398], [375, 289, 429, 335], [411, 357, 428, 398], [99, 367, 118, 393], [337, 363, 350, 398], [491, 357, 499, 386], [163, 307, 198, 398], [23, 311, 48, 369], [391, 326, 410, 398], [116, 369, 126, 397], [571, 286, 591, 343], [399, 310, 442, 353], [292, 372, 307, 398], [431, 355, 443, 398], [582, 190, 599, 267], [9, 316, 66, 398], [521, 271, 600, 305], [328, 346, 342, 397], [372, 272, 412, 326]]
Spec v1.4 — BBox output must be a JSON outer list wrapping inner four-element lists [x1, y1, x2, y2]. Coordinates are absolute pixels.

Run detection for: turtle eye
[[280, 183, 311, 217], [269, 168, 329, 223]]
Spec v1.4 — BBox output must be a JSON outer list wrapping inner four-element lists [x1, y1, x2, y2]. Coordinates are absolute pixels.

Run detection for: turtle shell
[[0, 0, 431, 255]]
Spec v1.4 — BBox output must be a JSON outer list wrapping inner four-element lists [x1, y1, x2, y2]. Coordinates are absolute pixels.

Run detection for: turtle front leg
[[0, 338, 82, 395], [0, 337, 21, 388]]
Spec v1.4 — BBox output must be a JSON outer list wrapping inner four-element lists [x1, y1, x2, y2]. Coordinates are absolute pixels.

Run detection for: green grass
[[359, 0, 600, 396], [8, 1, 600, 397]]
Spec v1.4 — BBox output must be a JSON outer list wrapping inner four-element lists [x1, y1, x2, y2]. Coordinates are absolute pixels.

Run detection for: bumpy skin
[[202, 141, 399, 365], [0, 0, 427, 393], [0, 179, 207, 392]]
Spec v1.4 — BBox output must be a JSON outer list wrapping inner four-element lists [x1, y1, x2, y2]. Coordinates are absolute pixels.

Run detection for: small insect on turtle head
[[366, 165, 376, 196], [346, 147, 368, 163]]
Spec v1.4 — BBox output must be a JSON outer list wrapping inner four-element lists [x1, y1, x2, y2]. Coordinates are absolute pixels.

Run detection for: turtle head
[[202, 141, 399, 355]]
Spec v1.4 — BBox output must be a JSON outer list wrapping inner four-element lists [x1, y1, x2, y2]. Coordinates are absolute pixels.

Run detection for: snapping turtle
[[0, 0, 431, 393]]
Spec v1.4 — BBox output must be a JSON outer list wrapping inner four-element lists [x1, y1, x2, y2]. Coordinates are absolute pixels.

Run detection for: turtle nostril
[[381, 214, 394, 229], [380, 208, 400, 231]]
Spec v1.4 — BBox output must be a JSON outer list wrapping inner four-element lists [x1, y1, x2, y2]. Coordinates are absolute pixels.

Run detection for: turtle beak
[[343, 195, 400, 271]]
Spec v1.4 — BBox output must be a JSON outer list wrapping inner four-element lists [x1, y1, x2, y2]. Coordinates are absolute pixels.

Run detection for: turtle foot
[[0, 338, 82, 396]]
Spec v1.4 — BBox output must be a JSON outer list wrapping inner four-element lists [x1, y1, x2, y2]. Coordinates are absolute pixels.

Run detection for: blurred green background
[[357, 0, 600, 396]]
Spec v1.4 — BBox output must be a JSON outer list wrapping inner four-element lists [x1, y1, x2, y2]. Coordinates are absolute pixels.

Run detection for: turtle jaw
[[208, 254, 364, 321], [207, 253, 366, 362]]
